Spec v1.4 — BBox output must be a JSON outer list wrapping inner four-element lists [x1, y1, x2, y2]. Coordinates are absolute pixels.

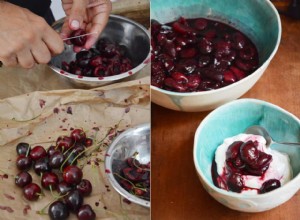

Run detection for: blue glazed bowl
[[151, 0, 281, 112], [193, 99, 300, 212]]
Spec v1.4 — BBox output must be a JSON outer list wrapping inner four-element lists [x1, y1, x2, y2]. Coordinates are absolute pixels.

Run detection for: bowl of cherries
[[150, 0, 281, 112], [49, 15, 150, 88], [104, 123, 150, 208]]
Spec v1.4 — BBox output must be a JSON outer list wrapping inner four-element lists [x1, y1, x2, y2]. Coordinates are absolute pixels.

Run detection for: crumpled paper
[[0, 77, 150, 219]]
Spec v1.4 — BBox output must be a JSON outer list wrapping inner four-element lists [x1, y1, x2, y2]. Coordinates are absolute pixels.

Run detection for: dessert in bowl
[[150, 0, 281, 112], [193, 99, 300, 212]]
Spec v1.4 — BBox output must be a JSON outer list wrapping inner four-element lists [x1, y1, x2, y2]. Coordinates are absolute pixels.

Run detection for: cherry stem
[[11, 113, 42, 122], [132, 153, 150, 172], [60, 149, 76, 172], [113, 172, 147, 192]]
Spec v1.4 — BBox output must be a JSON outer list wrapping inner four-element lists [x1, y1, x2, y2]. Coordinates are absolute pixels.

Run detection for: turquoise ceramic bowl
[[193, 99, 300, 212], [151, 0, 281, 112]]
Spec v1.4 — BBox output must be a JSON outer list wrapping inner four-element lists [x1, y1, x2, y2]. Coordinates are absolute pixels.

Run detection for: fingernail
[[71, 20, 80, 29]]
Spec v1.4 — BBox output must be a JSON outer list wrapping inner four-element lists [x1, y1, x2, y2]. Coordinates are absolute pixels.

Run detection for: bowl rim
[[193, 98, 300, 199], [49, 14, 150, 82], [150, 0, 281, 96], [104, 123, 150, 208]]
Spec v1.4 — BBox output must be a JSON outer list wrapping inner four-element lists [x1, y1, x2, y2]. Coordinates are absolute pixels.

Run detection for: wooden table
[[151, 15, 300, 220]]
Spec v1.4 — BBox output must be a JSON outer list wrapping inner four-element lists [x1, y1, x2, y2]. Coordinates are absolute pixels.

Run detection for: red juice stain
[[67, 106, 73, 114], [39, 99, 46, 108]]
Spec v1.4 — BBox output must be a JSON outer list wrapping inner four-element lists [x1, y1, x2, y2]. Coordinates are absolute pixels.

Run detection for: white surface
[[50, 0, 65, 20]]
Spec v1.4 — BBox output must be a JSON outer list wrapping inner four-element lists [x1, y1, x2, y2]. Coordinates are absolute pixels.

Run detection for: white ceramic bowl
[[193, 99, 300, 212], [150, 0, 281, 112]]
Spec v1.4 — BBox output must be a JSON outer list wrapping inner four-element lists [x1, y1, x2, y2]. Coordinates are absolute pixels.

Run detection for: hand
[[0, 2, 64, 68], [61, 0, 112, 52]]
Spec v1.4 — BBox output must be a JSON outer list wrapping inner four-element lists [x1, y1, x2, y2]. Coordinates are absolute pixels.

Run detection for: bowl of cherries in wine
[[150, 0, 281, 112], [105, 123, 150, 208], [49, 15, 150, 88]]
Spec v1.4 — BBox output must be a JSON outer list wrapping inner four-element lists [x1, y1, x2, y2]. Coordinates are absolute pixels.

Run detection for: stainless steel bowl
[[49, 15, 150, 88], [104, 123, 150, 208]]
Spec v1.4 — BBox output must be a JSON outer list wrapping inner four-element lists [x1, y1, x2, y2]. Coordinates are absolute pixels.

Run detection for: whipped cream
[[214, 133, 292, 195]]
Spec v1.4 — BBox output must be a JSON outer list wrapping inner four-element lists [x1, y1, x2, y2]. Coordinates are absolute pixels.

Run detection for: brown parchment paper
[[0, 77, 150, 219]]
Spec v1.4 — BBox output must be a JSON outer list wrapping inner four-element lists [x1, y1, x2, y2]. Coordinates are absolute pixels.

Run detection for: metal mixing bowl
[[104, 123, 150, 208], [49, 15, 150, 88]]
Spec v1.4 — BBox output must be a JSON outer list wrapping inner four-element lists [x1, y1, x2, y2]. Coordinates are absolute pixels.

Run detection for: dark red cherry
[[41, 172, 59, 190], [73, 143, 86, 158], [63, 165, 83, 185], [193, 18, 208, 30], [56, 136, 74, 151], [34, 157, 51, 175], [259, 179, 281, 194], [227, 173, 244, 193], [77, 204, 96, 220], [23, 183, 42, 201], [76, 51, 92, 60], [76, 179, 93, 196], [16, 155, 32, 171], [85, 138, 93, 147], [47, 145, 59, 157], [70, 129, 86, 143], [89, 56, 103, 67], [249, 151, 273, 170], [231, 32, 246, 50], [226, 141, 243, 160], [15, 171, 32, 188], [57, 182, 74, 195], [48, 201, 70, 220], [29, 146, 47, 161], [240, 141, 259, 166], [49, 151, 65, 169], [70, 29, 87, 47], [16, 142, 31, 156], [64, 189, 83, 212]]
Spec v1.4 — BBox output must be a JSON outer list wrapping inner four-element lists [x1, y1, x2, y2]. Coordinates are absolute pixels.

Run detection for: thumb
[[68, 0, 88, 30]]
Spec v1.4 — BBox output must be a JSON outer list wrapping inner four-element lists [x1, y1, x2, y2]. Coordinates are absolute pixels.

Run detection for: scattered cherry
[[85, 138, 93, 147], [15, 171, 32, 188], [71, 128, 86, 143], [64, 189, 84, 213], [77, 204, 96, 220], [41, 172, 59, 190], [57, 182, 74, 195], [23, 183, 42, 201], [56, 136, 74, 151], [15, 128, 97, 219], [63, 165, 83, 185], [48, 201, 70, 220], [49, 151, 65, 169], [76, 179, 93, 196], [33, 157, 51, 175], [16, 155, 32, 171], [29, 146, 47, 161], [16, 142, 30, 156]]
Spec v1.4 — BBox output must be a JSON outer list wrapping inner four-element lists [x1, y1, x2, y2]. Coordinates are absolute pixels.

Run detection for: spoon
[[245, 125, 300, 149]]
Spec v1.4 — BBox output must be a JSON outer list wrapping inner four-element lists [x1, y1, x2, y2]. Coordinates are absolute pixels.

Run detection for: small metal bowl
[[104, 123, 150, 208], [49, 15, 150, 88]]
